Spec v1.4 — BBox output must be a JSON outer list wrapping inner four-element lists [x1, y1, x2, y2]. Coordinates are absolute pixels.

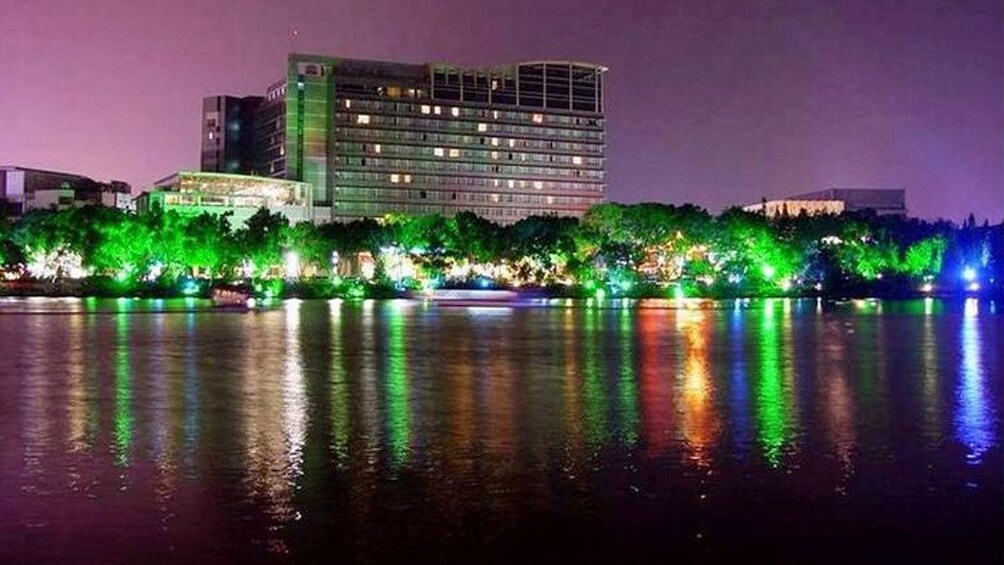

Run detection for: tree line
[[0, 203, 1000, 298]]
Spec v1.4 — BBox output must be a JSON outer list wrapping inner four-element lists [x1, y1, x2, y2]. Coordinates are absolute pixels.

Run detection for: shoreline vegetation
[[0, 203, 1000, 300]]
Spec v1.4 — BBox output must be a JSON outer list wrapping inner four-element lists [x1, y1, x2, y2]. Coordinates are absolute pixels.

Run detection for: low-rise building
[[134, 171, 313, 225], [0, 166, 132, 216], [743, 188, 906, 217]]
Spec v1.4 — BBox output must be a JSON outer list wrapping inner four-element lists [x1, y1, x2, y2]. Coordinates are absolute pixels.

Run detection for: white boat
[[413, 289, 521, 306]]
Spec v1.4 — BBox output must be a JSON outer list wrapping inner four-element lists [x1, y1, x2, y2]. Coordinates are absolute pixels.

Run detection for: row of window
[[333, 142, 599, 168], [336, 127, 603, 155], [333, 157, 604, 180], [335, 170, 602, 192], [343, 98, 602, 127], [336, 202, 585, 221], [342, 114, 604, 142], [337, 186, 600, 207]]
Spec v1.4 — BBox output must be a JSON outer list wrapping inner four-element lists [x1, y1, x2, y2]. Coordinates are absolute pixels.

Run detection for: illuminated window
[[374, 144, 382, 153], [547, 196, 555, 205], [533, 181, 543, 189], [344, 99, 352, 108], [434, 106, 442, 115], [390, 174, 400, 183], [532, 113, 544, 124], [491, 151, 499, 159], [492, 194, 500, 203], [508, 139, 515, 148], [507, 180, 515, 188], [279, 146, 285, 156], [356, 114, 370, 124], [477, 123, 487, 132], [449, 148, 460, 158], [404, 174, 412, 183], [421, 105, 431, 114], [492, 110, 500, 120], [451, 107, 460, 117], [491, 137, 499, 146], [572, 156, 583, 165], [434, 147, 445, 157], [208, 131, 214, 140]]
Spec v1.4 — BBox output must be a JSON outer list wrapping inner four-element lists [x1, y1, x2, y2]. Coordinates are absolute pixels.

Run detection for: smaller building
[[134, 171, 314, 226], [0, 166, 132, 216], [744, 188, 906, 217]]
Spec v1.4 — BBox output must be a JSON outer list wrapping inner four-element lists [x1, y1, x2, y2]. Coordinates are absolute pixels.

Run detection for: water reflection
[[678, 309, 717, 466], [756, 300, 790, 467], [956, 299, 995, 464], [0, 298, 1000, 562], [114, 309, 133, 467], [385, 301, 410, 467]]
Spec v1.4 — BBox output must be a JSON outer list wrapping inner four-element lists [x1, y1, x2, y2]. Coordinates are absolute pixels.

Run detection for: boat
[[210, 285, 252, 307], [412, 289, 522, 307]]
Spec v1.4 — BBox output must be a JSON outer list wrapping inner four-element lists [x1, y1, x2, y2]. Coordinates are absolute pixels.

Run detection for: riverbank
[[2, 277, 997, 301]]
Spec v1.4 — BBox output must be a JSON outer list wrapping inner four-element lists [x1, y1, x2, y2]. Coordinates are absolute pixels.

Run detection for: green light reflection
[[114, 310, 133, 466], [386, 303, 410, 467], [330, 301, 351, 466], [582, 307, 607, 448], [756, 299, 786, 467], [618, 308, 639, 446]]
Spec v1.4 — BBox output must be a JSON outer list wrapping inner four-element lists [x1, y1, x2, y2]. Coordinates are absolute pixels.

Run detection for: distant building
[[0, 166, 131, 216], [200, 95, 263, 174], [134, 171, 313, 225], [743, 188, 907, 217], [201, 53, 607, 224]]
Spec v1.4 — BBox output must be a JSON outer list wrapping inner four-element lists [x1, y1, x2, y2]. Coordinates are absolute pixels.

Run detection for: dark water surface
[[0, 297, 1001, 563]]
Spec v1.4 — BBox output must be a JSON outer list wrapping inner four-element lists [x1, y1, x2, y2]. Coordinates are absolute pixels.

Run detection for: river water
[[0, 297, 1000, 563]]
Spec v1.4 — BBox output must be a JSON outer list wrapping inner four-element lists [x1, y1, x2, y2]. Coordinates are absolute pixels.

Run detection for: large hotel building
[[200, 54, 606, 223]]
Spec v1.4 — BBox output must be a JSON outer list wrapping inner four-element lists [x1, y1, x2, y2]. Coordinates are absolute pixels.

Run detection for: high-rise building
[[202, 54, 607, 224], [200, 95, 263, 174]]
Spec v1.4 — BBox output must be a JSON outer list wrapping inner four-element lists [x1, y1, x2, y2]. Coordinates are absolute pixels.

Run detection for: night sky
[[0, 0, 1000, 221]]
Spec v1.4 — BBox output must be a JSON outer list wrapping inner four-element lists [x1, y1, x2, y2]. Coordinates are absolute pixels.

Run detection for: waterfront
[[1, 297, 1000, 563]]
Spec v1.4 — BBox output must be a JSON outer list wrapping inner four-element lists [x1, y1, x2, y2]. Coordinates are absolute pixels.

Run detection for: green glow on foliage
[[761, 264, 776, 280]]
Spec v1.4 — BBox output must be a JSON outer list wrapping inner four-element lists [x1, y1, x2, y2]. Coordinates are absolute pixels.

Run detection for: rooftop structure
[[743, 188, 907, 217]]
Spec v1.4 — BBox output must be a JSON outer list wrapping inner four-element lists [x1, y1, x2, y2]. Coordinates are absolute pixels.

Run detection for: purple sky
[[1, 0, 1001, 221]]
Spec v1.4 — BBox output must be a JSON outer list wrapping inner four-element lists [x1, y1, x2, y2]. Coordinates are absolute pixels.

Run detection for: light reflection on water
[[956, 299, 995, 465], [0, 298, 1001, 562]]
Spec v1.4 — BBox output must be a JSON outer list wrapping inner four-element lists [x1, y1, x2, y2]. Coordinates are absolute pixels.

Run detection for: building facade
[[0, 166, 131, 216], [743, 188, 907, 217], [205, 54, 607, 224], [200, 95, 263, 174], [135, 171, 313, 225]]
